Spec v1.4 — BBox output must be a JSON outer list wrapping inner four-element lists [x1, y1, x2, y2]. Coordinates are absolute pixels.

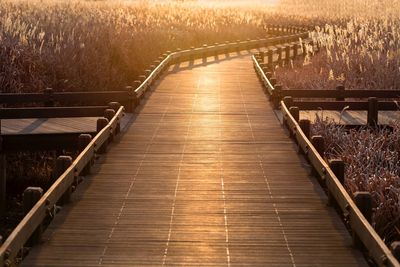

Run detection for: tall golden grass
[[0, 0, 298, 93]]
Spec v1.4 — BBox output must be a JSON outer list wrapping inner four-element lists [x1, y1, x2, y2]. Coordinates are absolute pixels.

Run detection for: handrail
[[134, 26, 309, 100], [0, 106, 124, 266], [281, 100, 399, 267]]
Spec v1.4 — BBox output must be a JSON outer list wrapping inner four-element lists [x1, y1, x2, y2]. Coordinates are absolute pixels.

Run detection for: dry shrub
[[276, 19, 400, 90], [312, 115, 400, 243]]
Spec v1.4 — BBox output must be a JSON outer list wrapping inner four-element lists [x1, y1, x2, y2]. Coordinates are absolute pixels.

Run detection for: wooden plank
[[300, 110, 400, 125], [0, 106, 107, 119], [0, 92, 129, 106], [282, 89, 400, 99]]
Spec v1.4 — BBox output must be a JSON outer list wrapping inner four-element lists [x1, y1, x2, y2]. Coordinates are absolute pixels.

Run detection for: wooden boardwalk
[[22, 54, 368, 266]]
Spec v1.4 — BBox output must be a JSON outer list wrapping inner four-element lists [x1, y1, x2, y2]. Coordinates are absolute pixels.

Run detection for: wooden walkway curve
[[22, 54, 368, 266]]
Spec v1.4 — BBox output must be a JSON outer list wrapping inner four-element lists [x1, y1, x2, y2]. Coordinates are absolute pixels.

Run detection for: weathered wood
[[285, 45, 291, 63], [270, 77, 277, 87], [311, 135, 325, 177], [0, 91, 129, 106], [267, 49, 273, 66], [0, 106, 108, 119], [289, 106, 300, 122], [55, 156, 73, 205], [279, 89, 400, 99], [289, 100, 398, 111], [43, 88, 54, 107], [329, 159, 345, 185], [353, 192, 372, 248], [367, 97, 378, 126], [336, 85, 345, 101], [104, 109, 116, 122], [299, 119, 311, 140], [283, 96, 294, 108], [293, 44, 298, 58], [311, 135, 325, 156], [96, 118, 109, 154], [108, 102, 122, 134], [23, 187, 43, 247], [78, 134, 93, 176], [391, 242, 400, 262], [354, 192, 372, 223]]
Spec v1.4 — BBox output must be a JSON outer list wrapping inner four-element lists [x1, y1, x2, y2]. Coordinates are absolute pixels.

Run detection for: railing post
[[270, 77, 277, 87], [43, 88, 54, 107], [96, 118, 109, 154], [311, 135, 325, 177], [336, 85, 345, 101], [293, 44, 299, 59], [277, 46, 282, 65], [108, 102, 121, 134], [104, 109, 115, 122], [78, 134, 93, 176], [353, 191, 372, 248], [202, 44, 208, 59], [54, 156, 73, 205], [285, 45, 291, 64], [123, 86, 132, 112], [311, 135, 325, 156], [283, 96, 293, 109], [0, 135, 5, 216], [329, 159, 345, 185], [267, 50, 273, 67], [367, 97, 378, 126], [391, 242, 400, 262], [258, 52, 264, 63], [289, 106, 300, 122], [104, 109, 116, 141], [23, 187, 43, 246], [272, 84, 282, 109], [299, 119, 311, 140]]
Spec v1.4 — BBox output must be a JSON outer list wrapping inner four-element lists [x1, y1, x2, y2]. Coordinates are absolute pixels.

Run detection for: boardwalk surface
[[23, 54, 368, 266]]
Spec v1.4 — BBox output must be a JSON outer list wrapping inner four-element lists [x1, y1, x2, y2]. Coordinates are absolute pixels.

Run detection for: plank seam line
[[162, 80, 197, 266], [97, 94, 174, 265], [219, 75, 231, 267], [239, 74, 297, 267]]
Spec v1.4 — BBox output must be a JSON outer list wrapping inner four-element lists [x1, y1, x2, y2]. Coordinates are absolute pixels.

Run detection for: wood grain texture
[[301, 110, 400, 125], [22, 54, 368, 266], [1, 115, 133, 135]]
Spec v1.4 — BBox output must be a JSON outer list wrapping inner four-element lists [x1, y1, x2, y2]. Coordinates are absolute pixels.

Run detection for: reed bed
[[0, 0, 299, 93], [312, 116, 400, 243], [273, 0, 400, 243]]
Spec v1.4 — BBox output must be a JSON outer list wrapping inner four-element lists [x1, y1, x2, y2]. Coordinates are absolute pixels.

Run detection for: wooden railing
[[251, 37, 400, 266], [281, 100, 399, 267], [252, 52, 400, 112], [0, 25, 311, 267], [133, 25, 308, 101], [0, 104, 124, 266]]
